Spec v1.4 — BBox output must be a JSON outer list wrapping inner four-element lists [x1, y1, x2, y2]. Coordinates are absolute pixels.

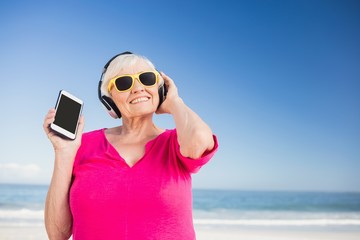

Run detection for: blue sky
[[0, 0, 359, 192]]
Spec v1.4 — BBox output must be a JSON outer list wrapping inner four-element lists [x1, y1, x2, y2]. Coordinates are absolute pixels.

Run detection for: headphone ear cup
[[157, 82, 167, 108], [102, 95, 122, 119], [98, 79, 122, 119]]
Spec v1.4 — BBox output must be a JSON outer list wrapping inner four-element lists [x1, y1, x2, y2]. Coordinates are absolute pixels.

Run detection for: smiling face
[[108, 59, 160, 119]]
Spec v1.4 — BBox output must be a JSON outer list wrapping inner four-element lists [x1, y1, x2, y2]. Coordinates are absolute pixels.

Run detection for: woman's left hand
[[156, 72, 214, 158], [156, 72, 182, 115]]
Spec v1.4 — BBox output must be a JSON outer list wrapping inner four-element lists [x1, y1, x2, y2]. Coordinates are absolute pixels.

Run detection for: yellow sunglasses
[[108, 71, 159, 93]]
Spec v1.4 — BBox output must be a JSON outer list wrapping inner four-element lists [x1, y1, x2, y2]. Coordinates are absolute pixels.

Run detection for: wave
[[0, 209, 44, 227], [193, 209, 360, 227], [2, 208, 360, 228], [194, 218, 360, 226], [0, 209, 44, 220]]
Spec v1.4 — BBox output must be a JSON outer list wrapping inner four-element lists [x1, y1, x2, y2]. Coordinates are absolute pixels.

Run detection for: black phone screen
[[53, 94, 82, 134]]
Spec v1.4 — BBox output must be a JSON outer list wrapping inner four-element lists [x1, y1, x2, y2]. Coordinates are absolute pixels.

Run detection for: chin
[[130, 109, 157, 118]]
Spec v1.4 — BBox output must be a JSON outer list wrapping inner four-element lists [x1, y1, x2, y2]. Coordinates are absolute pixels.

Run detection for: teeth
[[131, 97, 149, 104]]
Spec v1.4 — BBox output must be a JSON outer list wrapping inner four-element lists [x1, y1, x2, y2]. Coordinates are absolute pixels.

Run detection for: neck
[[119, 115, 161, 138]]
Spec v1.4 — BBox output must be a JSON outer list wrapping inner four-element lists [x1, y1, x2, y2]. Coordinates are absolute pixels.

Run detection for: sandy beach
[[1, 225, 360, 240], [0, 226, 48, 240], [196, 225, 360, 240]]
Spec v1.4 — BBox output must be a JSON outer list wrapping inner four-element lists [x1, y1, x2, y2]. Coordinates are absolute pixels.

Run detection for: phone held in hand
[[50, 90, 83, 140]]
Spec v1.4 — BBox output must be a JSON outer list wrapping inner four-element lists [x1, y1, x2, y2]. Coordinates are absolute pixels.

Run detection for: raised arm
[[43, 109, 84, 239], [157, 73, 214, 159]]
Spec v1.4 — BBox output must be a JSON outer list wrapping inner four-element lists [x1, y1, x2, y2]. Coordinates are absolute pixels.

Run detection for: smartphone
[[50, 90, 83, 140]]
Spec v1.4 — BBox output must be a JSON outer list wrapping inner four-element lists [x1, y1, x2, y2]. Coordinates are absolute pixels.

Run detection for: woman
[[43, 52, 218, 239]]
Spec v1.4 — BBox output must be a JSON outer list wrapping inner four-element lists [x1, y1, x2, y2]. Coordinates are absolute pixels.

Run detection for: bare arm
[[43, 109, 84, 239], [157, 73, 214, 159]]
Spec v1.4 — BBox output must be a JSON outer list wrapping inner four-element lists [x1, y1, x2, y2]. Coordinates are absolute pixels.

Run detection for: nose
[[131, 78, 145, 93]]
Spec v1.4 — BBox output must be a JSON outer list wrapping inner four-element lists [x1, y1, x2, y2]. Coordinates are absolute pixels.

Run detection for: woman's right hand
[[44, 108, 83, 239], [43, 108, 85, 157]]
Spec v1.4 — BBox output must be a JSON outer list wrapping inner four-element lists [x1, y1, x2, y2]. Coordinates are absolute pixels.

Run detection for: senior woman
[[43, 52, 218, 240]]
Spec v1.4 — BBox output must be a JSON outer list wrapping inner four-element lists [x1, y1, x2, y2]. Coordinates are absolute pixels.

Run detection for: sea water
[[0, 184, 46, 227], [193, 189, 360, 230], [1, 184, 360, 230]]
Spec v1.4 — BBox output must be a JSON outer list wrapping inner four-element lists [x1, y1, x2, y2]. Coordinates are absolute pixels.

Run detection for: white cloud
[[0, 163, 42, 182]]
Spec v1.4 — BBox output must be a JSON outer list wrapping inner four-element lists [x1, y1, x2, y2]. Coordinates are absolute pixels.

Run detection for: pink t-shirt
[[70, 128, 218, 240]]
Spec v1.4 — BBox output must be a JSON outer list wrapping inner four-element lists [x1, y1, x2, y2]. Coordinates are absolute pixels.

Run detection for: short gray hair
[[101, 53, 163, 97]]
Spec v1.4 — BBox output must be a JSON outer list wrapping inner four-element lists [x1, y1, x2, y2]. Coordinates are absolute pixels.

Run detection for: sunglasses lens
[[139, 72, 157, 86], [115, 76, 133, 91]]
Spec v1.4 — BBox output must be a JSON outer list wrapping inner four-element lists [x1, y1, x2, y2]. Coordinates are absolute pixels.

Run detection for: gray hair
[[101, 53, 163, 97]]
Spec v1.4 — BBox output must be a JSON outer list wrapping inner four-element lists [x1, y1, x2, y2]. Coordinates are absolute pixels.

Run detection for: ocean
[[1, 184, 360, 231], [192, 189, 360, 230]]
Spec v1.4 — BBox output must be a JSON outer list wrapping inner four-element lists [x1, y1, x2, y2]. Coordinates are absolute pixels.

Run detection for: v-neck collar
[[101, 128, 168, 168]]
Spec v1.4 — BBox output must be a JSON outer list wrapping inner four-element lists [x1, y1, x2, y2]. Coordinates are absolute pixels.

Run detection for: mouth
[[130, 97, 150, 104]]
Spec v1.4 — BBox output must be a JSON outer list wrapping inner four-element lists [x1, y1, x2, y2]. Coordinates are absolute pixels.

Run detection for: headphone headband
[[103, 51, 133, 70]]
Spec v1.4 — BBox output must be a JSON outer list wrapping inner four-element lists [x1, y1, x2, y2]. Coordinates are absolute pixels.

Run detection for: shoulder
[[74, 129, 106, 166], [76, 129, 106, 157], [83, 128, 104, 135], [80, 128, 105, 143], [156, 128, 176, 141]]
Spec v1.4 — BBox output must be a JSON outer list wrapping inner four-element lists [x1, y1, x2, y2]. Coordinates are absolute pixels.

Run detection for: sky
[[0, 0, 359, 192]]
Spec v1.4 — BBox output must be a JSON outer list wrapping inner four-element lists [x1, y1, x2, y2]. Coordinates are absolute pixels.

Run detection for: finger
[[43, 110, 56, 132], [160, 72, 171, 82], [45, 112, 55, 123], [47, 108, 56, 115], [44, 109, 55, 121], [160, 72, 175, 89], [159, 72, 166, 86]]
